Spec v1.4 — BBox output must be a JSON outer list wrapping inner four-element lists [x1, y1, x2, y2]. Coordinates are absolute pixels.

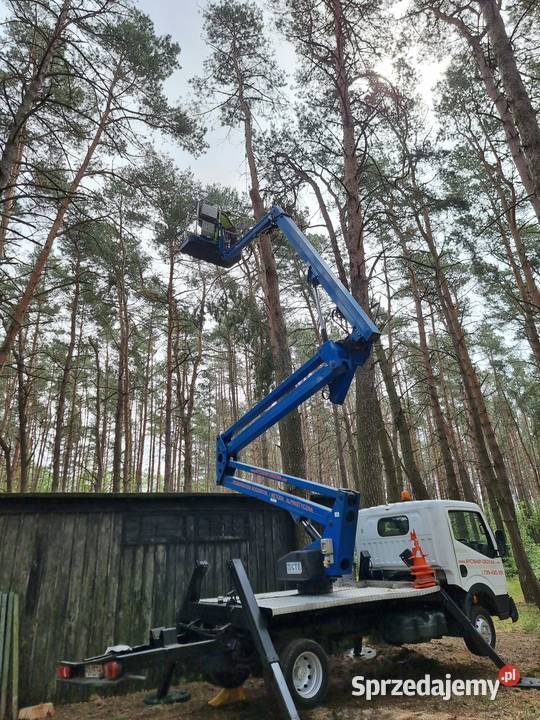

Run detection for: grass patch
[[507, 577, 525, 602], [494, 577, 540, 636]]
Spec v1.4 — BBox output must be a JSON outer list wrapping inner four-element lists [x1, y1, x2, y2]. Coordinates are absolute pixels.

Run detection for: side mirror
[[358, 550, 372, 580], [399, 548, 413, 567], [495, 529, 507, 557]]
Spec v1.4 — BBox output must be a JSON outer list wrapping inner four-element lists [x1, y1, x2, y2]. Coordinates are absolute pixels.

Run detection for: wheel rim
[[292, 651, 323, 699], [474, 615, 492, 645]]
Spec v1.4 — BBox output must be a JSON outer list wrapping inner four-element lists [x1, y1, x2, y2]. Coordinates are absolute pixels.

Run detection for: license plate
[[286, 561, 302, 575], [84, 664, 104, 679]]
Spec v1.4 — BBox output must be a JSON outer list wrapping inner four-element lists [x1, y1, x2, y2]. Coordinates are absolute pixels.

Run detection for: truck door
[[448, 509, 506, 595]]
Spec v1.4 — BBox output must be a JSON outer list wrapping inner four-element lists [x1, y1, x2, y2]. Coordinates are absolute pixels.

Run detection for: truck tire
[[464, 605, 496, 656], [280, 638, 329, 709]]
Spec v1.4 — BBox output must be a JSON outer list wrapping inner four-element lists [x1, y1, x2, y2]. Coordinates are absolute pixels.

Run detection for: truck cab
[[356, 499, 518, 645]]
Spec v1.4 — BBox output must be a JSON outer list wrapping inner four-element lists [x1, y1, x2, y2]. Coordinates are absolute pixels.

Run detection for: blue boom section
[[217, 206, 379, 344], [180, 205, 379, 580]]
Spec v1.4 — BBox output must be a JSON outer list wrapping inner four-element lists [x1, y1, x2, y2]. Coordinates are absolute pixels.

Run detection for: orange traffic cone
[[409, 530, 437, 589]]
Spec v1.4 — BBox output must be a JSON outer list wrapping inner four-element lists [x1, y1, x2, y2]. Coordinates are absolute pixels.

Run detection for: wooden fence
[[0, 592, 19, 720], [0, 493, 295, 707]]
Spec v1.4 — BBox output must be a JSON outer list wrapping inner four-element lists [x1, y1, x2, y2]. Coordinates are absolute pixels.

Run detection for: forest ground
[[56, 581, 540, 720]]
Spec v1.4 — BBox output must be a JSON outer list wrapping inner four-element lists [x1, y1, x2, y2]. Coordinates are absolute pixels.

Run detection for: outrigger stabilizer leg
[[439, 588, 540, 688], [144, 662, 190, 705], [229, 559, 300, 720], [142, 568, 210, 706]]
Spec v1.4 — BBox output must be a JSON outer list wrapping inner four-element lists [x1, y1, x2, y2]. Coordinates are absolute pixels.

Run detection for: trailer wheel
[[464, 605, 496, 656], [280, 638, 329, 709]]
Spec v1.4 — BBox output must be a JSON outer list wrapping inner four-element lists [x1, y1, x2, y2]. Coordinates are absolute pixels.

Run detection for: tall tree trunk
[[489, 355, 540, 489], [284, 162, 349, 288], [89, 339, 104, 491], [468, 131, 540, 357], [100, 344, 110, 490], [164, 242, 175, 491], [0, 375, 15, 491], [416, 198, 540, 605], [331, 404, 349, 488], [33, 387, 52, 492], [15, 333, 29, 492], [479, 0, 540, 202], [51, 250, 80, 491], [330, 0, 383, 504], [376, 343, 429, 499], [342, 401, 360, 490], [495, 220, 540, 370], [226, 336, 239, 423], [61, 314, 83, 491], [375, 397, 400, 502], [400, 236, 461, 498], [112, 345, 125, 493], [0, 137, 24, 258], [429, 4, 540, 222], [486, 484, 504, 533], [0, 433, 13, 492], [236, 72, 306, 480], [476, 138, 540, 311], [0, 0, 72, 197], [0, 65, 119, 372], [121, 300, 131, 492], [148, 372, 156, 492], [135, 331, 152, 492], [431, 321, 476, 503], [183, 284, 206, 492]]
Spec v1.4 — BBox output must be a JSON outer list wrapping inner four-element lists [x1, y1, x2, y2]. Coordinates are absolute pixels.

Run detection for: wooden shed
[[0, 493, 295, 706]]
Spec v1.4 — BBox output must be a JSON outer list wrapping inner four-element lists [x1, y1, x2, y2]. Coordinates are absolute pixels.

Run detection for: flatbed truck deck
[[57, 560, 539, 719], [200, 580, 439, 617]]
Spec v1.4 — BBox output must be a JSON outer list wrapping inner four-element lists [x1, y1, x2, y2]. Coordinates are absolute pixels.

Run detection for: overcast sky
[[137, 0, 298, 193], [137, 0, 447, 197], [0, 0, 448, 192]]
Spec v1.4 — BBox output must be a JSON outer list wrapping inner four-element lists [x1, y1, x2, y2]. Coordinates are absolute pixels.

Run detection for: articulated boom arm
[[223, 207, 377, 344], [181, 205, 380, 583]]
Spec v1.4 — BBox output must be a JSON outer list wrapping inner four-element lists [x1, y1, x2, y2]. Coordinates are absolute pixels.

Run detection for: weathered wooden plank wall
[[0, 493, 295, 706]]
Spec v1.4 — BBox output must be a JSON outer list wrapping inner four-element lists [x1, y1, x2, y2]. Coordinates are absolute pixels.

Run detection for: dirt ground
[[55, 630, 540, 720]]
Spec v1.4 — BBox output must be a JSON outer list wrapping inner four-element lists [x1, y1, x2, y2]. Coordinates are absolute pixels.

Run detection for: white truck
[[356, 498, 518, 652]]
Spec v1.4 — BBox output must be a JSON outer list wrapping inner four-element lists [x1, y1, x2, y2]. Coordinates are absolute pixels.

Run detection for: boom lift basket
[[181, 201, 242, 268]]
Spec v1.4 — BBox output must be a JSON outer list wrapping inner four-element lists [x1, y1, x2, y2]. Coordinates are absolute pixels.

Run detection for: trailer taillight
[[103, 660, 122, 680], [56, 664, 72, 679]]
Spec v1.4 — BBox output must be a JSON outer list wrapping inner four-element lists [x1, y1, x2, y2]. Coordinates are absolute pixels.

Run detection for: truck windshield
[[449, 511, 497, 558]]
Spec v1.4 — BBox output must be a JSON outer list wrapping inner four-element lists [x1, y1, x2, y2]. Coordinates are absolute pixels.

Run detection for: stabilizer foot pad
[[208, 686, 247, 707], [144, 689, 191, 705], [517, 677, 540, 688]]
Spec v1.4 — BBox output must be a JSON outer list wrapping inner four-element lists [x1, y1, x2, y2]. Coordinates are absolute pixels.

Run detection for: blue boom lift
[[181, 202, 379, 593], [57, 204, 539, 718]]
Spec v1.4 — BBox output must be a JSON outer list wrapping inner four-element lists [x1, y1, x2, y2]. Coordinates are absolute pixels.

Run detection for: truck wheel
[[280, 638, 329, 709], [464, 605, 496, 656]]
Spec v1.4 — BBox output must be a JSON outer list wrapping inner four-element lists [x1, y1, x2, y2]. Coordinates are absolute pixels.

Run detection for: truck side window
[[378, 515, 409, 537], [449, 511, 496, 558]]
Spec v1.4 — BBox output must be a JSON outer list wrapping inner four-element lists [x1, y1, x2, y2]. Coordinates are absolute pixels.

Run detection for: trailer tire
[[464, 605, 496, 656], [280, 638, 329, 709]]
